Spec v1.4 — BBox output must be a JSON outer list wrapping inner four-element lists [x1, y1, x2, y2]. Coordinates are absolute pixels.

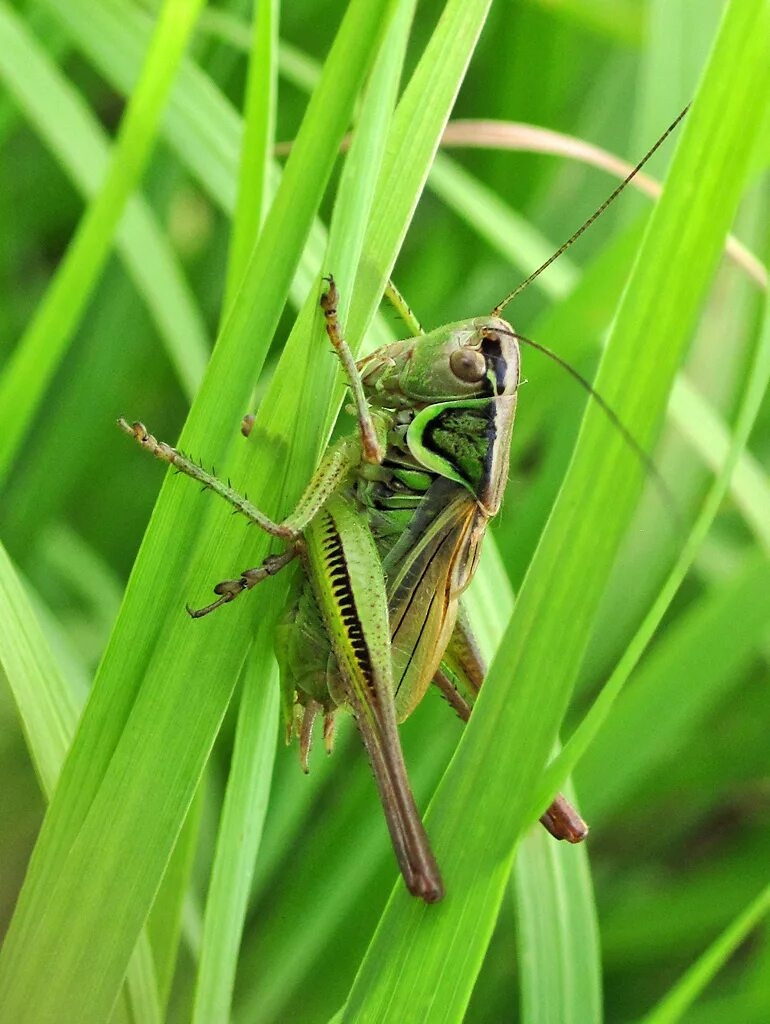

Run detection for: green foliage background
[[0, 1, 768, 1022]]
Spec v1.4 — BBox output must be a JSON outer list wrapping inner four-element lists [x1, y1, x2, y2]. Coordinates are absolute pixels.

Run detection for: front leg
[[321, 275, 383, 465]]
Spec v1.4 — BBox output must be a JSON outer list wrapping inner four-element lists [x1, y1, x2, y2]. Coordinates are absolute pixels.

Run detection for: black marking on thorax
[[423, 402, 497, 498]]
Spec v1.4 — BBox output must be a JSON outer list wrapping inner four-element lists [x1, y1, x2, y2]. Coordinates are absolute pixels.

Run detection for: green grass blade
[[515, 815, 601, 1024], [221, 0, 278, 313], [0, 0, 207, 486], [347, 0, 495, 344], [0, 2, 395, 1020], [671, 377, 770, 552], [639, 881, 770, 1024], [575, 552, 770, 823], [0, 541, 80, 798], [191, 653, 279, 1024], [148, 782, 204, 1014], [0, 541, 160, 1024], [0, 1, 209, 403], [341, 3, 770, 1020], [189, 4, 281, 1020], [537, 249, 770, 817]]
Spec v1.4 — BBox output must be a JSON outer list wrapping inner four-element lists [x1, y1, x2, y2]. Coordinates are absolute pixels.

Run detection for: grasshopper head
[[359, 316, 520, 408]]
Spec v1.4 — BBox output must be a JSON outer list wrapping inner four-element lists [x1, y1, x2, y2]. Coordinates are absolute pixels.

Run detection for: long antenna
[[502, 328, 678, 517], [492, 104, 690, 317]]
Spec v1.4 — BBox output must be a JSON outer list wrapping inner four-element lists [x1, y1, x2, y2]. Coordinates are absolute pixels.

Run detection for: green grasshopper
[[120, 110, 686, 902]]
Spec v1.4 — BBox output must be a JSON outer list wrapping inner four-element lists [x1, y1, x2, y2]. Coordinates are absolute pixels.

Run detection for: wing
[[382, 477, 487, 721]]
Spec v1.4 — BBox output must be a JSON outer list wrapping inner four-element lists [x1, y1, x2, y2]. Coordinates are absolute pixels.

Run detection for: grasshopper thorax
[[358, 316, 520, 410]]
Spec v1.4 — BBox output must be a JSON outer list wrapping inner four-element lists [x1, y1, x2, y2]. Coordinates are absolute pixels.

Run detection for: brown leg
[[320, 275, 383, 464], [434, 608, 589, 844]]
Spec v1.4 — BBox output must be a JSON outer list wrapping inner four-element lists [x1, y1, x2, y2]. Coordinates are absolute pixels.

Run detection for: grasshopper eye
[[449, 347, 486, 383]]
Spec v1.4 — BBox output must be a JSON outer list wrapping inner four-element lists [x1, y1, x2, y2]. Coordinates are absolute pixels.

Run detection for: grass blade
[[639, 881, 770, 1024], [0, 541, 79, 798], [0, 1, 209, 402], [0, 2, 395, 1020], [515, 814, 600, 1024], [0, 0, 207, 485], [341, 3, 770, 1020], [221, 0, 278, 313], [189, 3, 281, 1020]]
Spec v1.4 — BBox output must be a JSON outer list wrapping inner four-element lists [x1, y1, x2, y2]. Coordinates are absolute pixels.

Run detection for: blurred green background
[[1, 1, 769, 1022]]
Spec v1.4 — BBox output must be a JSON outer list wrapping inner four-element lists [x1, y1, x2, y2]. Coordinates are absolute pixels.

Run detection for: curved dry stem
[[440, 119, 767, 291], [276, 122, 767, 291]]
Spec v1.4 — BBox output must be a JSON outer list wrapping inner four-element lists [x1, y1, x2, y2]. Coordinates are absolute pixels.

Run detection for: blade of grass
[[536, 236, 770, 818], [639, 880, 770, 1024], [0, 0, 207, 486], [0, 3, 396, 1021], [0, 1, 209, 403], [463, 545, 601, 1024], [147, 782, 204, 1015], [341, 4, 770, 1020], [0, 540, 157, 1023], [0, 540, 81, 796], [189, 2, 281, 1020], [671, 376, 770, 552], [191, 658, 279, 1024], [221, 0, 278, 314], [514, 803, 600, 1024]]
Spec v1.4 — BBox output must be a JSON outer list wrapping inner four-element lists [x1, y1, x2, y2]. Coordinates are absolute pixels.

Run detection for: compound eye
[[450, 346, 486, 383]]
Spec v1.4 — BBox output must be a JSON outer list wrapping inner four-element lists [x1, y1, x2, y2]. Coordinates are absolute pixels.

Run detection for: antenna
[[501, 328, 678, 518], [492, 104, 690, 317]]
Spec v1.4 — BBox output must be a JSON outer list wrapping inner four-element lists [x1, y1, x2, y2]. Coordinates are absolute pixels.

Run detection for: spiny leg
[[383, 278, 423, 336], [118, 418, 296, 538], [120, 419, 359, 541], [320, 275, 383, 464]]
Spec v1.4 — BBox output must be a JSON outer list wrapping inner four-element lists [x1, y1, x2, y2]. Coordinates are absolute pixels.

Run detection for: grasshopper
[[119, 109, 686, 902]]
